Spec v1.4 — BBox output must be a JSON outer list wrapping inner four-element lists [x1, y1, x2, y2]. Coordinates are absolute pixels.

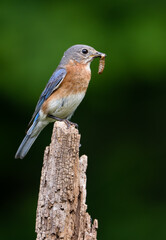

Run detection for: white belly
[[46, 92, 85, 119]]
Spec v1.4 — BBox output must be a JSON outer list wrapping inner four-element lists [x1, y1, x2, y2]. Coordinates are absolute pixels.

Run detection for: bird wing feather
[[27, 68, 67, 128]]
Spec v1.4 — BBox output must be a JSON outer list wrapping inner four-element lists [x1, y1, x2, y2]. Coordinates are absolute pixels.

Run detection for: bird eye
[[82, 49, 88, 54]]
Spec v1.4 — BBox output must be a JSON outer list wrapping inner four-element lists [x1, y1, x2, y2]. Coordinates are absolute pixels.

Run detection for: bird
[[15, 44, 106, 159]]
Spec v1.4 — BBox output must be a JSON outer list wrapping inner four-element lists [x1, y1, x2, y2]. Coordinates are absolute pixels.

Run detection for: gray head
[[60, 44, 106, 65]]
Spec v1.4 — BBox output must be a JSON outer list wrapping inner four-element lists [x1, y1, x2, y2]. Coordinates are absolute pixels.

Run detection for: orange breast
[[42, 60, 91, 113]]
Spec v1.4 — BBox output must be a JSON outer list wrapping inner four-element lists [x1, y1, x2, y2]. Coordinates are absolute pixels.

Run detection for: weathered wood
[[36, 121, 98, 240]]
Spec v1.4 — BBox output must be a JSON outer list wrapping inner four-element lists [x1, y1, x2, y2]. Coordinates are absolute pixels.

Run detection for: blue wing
[[28, 68, 67, 128]]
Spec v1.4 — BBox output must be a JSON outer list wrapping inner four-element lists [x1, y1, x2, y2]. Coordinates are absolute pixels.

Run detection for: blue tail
[[15, 133, 40, 159], [15, 114, 44, 159]]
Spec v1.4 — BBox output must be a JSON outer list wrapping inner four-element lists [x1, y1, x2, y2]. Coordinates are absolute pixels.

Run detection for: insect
[[98, 54, 106, 74]]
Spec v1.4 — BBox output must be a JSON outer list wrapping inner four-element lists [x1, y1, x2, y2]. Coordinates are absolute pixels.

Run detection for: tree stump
[[35, 121, 98, 240]]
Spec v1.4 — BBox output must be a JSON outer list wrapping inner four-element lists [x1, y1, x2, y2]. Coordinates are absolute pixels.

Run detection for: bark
[[35, 121, 98, 240]]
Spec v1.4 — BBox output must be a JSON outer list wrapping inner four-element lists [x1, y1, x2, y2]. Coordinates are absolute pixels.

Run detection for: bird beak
[[92, 51, 107, 59]]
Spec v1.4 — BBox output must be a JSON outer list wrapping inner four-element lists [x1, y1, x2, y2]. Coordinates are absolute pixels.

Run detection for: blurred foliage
[[0, 0, 166, 239]]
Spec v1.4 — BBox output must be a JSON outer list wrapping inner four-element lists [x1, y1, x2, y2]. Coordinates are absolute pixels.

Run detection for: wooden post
[[35, 121, 98, 240]]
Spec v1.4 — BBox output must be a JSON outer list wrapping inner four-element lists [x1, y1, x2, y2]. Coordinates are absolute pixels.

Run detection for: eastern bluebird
[[15, 44, 106, 159]]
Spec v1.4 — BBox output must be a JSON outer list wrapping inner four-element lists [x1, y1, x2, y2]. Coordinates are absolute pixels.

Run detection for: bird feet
[[64, 119, 78, 129], [48, 114, 78, 129]]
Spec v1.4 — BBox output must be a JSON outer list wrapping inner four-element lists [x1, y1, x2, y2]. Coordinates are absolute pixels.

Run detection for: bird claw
[[64, 120, 78, 129], [48, 114, 78, 129]]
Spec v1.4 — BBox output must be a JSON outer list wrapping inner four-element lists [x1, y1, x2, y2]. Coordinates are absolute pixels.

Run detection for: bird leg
[[47, 114, 78, 129]]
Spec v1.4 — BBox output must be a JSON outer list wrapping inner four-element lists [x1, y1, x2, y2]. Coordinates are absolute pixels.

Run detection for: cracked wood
[[35, 121, 98, 240]]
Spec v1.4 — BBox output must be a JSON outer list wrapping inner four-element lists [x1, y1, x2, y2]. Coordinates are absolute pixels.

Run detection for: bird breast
[[41, 61, 91, 119]]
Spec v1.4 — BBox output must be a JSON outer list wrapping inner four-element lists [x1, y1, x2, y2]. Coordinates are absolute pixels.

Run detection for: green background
[[1, 0, 166, 239]]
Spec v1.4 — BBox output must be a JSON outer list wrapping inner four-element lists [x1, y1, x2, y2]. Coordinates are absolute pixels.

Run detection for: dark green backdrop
[[1, 0, 166, 239]]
